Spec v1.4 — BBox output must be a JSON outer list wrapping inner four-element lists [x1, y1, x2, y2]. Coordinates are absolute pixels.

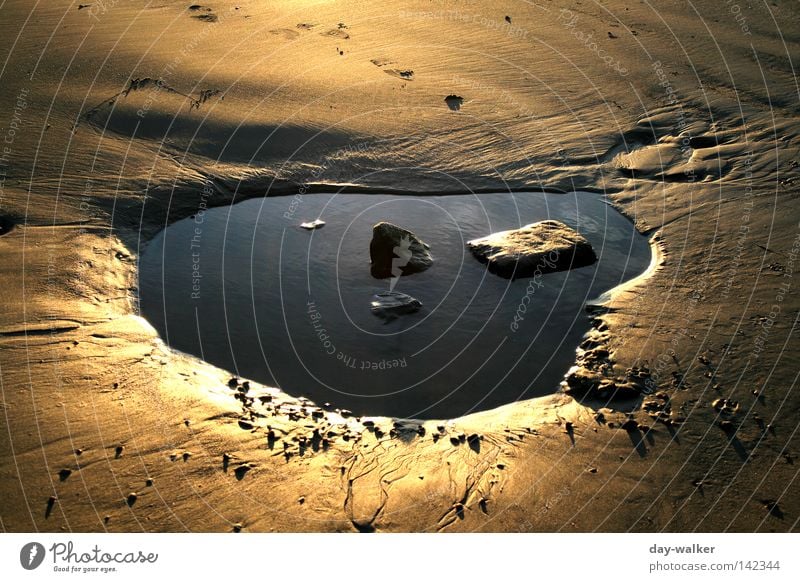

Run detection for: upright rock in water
[[467, 220, 596, 279], [369, 222, 433, 279]]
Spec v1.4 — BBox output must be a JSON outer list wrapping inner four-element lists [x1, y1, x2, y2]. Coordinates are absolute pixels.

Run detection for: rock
[[370, 291, 422, 319], [300, 219, 325, 230], [467, 220, 597, 279], [369, 222, 433, 279], [126, 492, 137, 507]]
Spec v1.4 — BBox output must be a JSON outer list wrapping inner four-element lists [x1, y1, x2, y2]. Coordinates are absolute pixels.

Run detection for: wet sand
[[0, 0, 798, 532]]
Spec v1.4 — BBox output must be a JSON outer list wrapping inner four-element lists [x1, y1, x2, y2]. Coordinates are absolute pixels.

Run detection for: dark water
[[138, 192, 651, 419]]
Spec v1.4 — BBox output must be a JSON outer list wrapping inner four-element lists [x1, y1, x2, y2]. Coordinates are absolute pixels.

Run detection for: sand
[[0, 0, 798, 532]]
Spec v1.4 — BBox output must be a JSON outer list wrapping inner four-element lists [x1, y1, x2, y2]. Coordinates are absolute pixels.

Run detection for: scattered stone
[[145, 478, 154, 487], [58, 469, 72, 481], [620, 419, 639, 432], [370, 291, 422, 319], [300, 219, 325, 230], [114, 445, 124, 458], [234, 464, 251, 480], [760, 499, 784, 519], [298, 496, 305, 504], [232, 523, 242, 533], [227, 377, 239, 388], [369, 222, 433, 279], [238, 419, 254, 430], [467, 220, 596, 279], [126, 492, 137, 507]]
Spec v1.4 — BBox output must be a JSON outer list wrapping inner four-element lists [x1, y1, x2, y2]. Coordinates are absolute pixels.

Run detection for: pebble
[[114, 445, 124, 458], [299, 219, 325, 230], [145, 478, 154, 487], [126, 492, 137, 507]]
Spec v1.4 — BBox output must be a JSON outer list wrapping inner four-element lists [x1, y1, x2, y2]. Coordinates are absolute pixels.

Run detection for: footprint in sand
[[371, 59, 415, 80], [444, 94, 464, 111], [269, 28, 300, 40], [323, 28, 350, 39], [188, 5, 217, 22]]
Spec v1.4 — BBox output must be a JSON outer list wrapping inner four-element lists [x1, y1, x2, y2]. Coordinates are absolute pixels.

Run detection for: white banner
[[0, 534, 797, 581]]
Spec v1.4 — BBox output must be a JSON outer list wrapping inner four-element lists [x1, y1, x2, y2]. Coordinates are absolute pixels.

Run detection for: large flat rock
[[467, 220, 597, 279]]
